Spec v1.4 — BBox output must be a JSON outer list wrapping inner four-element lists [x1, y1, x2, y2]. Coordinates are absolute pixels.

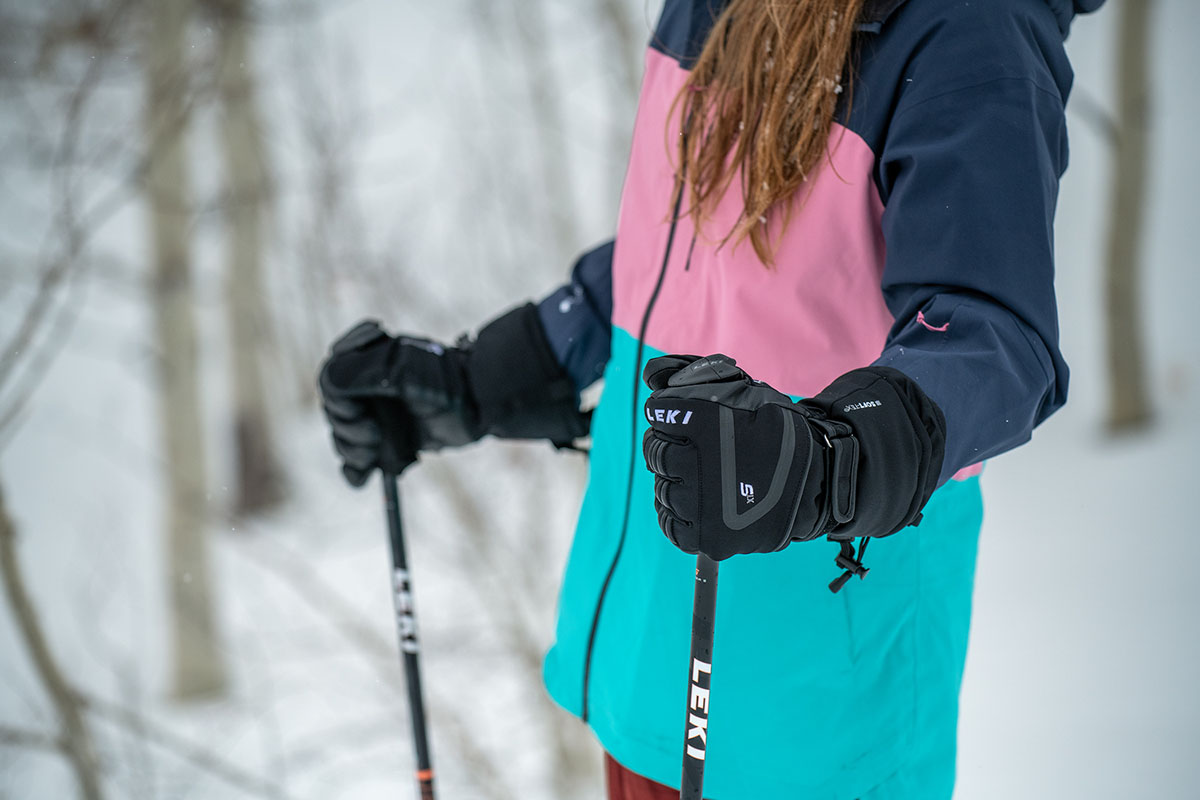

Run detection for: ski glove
[[642, 354, 946, 562], [318, 303, 588, 486]]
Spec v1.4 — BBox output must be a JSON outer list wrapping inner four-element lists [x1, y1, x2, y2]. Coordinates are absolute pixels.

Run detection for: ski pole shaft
[[680, 553, 719, 800], [382, 473, 436, 800]]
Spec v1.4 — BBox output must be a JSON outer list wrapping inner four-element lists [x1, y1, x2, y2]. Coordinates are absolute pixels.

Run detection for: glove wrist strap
[[806, 417, 859, 528]]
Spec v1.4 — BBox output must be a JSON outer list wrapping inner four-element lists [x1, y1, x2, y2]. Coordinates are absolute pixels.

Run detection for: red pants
[[605, 754, 688, 800]]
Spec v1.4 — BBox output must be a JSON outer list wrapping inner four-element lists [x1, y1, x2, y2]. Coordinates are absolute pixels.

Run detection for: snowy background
[[0, 1, 1196, 798]]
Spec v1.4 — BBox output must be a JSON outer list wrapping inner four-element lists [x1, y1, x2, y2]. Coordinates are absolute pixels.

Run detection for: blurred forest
[[0, 0, 642, 796], [0, 0, 1197, 799]]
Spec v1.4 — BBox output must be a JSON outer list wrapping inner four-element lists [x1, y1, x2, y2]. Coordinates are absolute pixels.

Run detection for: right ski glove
[[642, 354, 945, 563], [318, 303, 589, 487]]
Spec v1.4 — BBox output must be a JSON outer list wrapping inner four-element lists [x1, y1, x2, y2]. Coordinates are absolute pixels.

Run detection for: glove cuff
[[804, 366, 946, 538], [466, 303, 590, 446]]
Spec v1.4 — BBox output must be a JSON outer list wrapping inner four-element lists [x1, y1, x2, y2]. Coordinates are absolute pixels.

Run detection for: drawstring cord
[[828, 537, 870, 594]]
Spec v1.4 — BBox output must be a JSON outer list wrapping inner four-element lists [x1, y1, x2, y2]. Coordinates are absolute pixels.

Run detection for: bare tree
[[0, 1, 139, 446], [598, 0, 646, 208], [0, 481, 105, 800], [511, 0, 582, 263], [143, 0, 227, 699], [1104, 0, 1154, 431], [0, 1, 648, 796], [212, 0, 287, 513], [280, 28, 372, 404]]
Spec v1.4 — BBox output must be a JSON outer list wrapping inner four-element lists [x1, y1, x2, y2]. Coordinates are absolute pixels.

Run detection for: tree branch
[[0, 725, 61, 754], [78, 691, 290, 800], [227, 529, 517, 799], [0, 481, 105, 800]]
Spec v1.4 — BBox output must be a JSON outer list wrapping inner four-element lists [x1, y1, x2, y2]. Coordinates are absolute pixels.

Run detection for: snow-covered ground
[[1, 1, 1197, 798]]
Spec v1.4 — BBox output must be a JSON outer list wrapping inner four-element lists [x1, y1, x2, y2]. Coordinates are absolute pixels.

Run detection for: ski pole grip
[[372, 399, 419, 477]]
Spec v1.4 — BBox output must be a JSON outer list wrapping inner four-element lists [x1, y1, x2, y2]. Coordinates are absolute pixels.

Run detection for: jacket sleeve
[[870, 3, 1072, 485], [536, 240, 615, 394]]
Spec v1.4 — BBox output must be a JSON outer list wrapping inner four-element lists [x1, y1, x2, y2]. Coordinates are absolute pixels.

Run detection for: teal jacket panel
[[543, 327, 984, 799]]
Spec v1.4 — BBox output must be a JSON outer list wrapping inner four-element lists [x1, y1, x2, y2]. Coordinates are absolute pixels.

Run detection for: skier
[[318, 0, 1104, 797]]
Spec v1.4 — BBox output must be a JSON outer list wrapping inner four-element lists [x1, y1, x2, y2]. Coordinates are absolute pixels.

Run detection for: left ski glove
[[642, 354, 946, 562], [319, 303, 589, 487]]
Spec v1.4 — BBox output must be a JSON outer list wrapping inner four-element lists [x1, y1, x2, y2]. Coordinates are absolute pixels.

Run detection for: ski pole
[[680, 553, 719, 800], [382, 472, 436, 800]]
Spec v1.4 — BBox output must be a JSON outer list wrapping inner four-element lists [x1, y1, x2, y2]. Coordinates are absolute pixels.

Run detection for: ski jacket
[[534, 0, 1100, 796]]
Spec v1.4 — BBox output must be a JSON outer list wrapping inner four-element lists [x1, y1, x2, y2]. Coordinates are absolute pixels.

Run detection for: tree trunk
[[512, 0, 580, 262], [598, 0, 643, 213], [1105, 0, 1154, 432], [216, 0, 286, 515], [0, 482, 105, 800], [144, 0, 227, 700]]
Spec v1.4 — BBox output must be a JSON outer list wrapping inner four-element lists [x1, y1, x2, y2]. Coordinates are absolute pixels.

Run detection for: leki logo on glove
[[740, 482, 755, 504], [646, 407, 693, 425]]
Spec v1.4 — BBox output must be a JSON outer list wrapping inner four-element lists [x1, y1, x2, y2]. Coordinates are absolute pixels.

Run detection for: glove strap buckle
[[811, 419, 859, 525]]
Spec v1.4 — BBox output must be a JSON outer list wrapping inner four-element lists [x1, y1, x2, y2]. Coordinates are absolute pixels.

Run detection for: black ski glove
[[642, 354, 945, 562], [319, 303, 588, 487]]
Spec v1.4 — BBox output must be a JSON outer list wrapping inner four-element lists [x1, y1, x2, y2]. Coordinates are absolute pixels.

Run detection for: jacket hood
[[862, 0, 1106, 37], [1044, 0, 1107, 36]]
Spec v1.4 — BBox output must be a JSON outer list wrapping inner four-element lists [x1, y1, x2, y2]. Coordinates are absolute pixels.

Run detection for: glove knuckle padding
[[330, 320, 387, 354], [320, 338, 398, 399], [641, 429, 662, 475], [333, 434, 377, 463], [642, 354, 703, 390], [642, 429, 689, 480], [657, 500, 697, 552], [342, 464, 370, 488], [330, 415, 380, 447], [653, 475, 673, 509]]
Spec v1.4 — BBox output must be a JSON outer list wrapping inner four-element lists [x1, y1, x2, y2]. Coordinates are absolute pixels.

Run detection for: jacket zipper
[[581, 182, 688, 723]]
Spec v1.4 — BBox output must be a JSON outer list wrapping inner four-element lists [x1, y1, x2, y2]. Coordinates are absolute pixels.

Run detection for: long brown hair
[[671, 0, 866, 265]]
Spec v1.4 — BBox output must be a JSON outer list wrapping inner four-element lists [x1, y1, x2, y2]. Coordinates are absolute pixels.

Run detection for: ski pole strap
[[681, 554, 719, 800]]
